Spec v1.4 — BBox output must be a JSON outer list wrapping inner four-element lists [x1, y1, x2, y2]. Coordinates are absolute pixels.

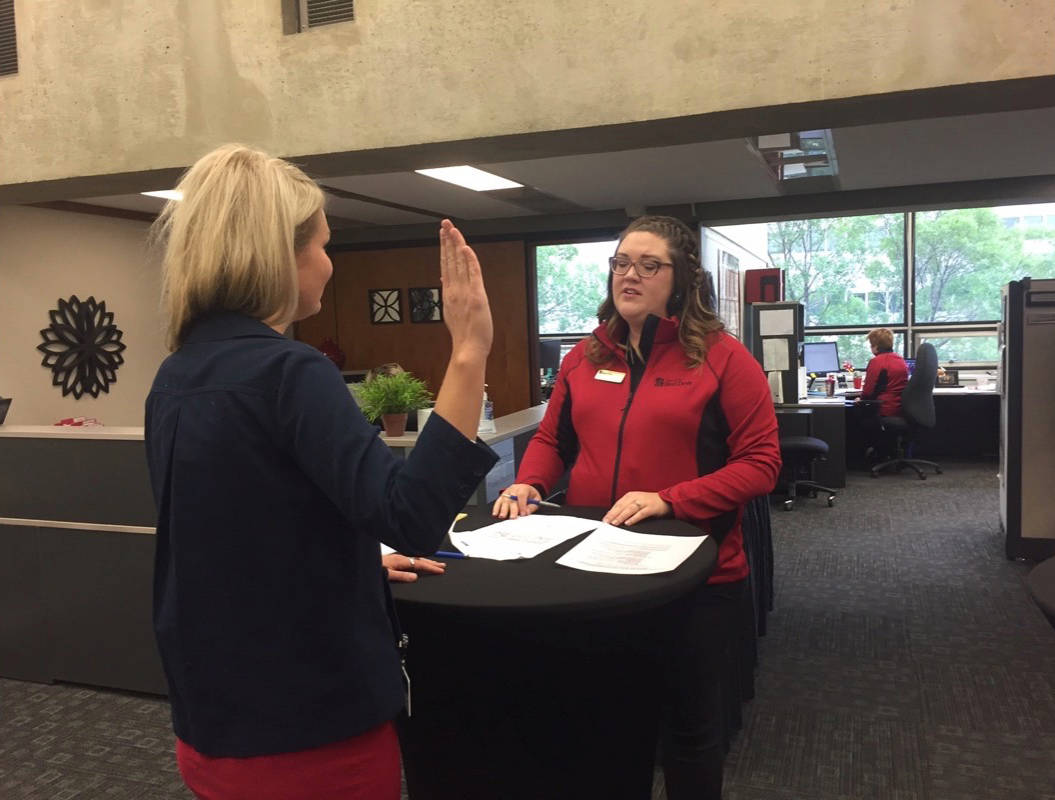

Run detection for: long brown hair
[[586, 215, 724, 368]]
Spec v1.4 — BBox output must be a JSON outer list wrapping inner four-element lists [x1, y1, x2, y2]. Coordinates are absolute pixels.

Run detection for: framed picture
[[936, 368, 959, 387], [409, 287, 442, 323], [369, 289, 402, 324]]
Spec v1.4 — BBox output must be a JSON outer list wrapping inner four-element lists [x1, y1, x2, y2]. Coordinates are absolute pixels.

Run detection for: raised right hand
[[440, 219, 492, 360], [491, 483, 542, 519]]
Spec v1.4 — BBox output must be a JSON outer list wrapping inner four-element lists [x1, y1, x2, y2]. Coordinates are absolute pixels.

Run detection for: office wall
[[0, 207, 166, 425], [3, 0, 1053, 193], [299, 242, 532, 416]]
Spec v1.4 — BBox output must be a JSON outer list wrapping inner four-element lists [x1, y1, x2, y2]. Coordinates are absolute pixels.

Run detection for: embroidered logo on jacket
[[654, 377, 692, 387]]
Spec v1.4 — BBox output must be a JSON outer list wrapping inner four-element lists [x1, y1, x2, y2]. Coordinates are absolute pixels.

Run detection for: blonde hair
[[587, 215, 724, 368], [152, 144, 325, 351], [867, 327, 894, 351]]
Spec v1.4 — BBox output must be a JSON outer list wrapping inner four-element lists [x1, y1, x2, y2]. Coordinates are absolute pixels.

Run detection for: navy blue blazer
[[145, 312, 497, 757]]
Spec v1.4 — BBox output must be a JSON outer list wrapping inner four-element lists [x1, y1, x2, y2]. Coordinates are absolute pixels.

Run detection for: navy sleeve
[[274, 347, 498, 555]]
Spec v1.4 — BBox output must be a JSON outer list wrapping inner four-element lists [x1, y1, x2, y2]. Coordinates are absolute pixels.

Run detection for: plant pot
[[381, 412, 408, 437]]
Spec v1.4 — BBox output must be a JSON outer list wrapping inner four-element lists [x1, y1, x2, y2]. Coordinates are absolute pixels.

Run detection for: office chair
[[778, 435, 836, 510], [871, 342, 943, 480]]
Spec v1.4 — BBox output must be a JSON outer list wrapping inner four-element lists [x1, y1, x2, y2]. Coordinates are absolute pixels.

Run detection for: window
[[710, 202, 1055, 367], [916, 332, 999, 364], [914, 206, 1055, 324], [534, 240, 614, 336], [759, 213, 905, 327]]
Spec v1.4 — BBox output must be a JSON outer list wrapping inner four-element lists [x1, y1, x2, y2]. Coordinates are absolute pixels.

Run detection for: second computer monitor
[[802, 341, 841, 374], [539, 339, 563, 374]]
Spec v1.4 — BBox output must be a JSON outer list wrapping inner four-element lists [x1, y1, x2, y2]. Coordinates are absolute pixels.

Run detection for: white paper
[[767, 370, 783, 404], [762, 339, 789, 371], [449, 514, 598, 561], [555, 524, 707, 575], [379, 543, 396, 556], [759, 308, 794, 337]]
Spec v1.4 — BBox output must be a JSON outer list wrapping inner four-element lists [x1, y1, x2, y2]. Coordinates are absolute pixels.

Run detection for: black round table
[[392, 506, 717, 800]]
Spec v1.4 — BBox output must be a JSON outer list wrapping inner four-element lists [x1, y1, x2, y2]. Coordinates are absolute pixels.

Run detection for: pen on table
[[434, 550, 468, 559], [526, 498, 561, 509]]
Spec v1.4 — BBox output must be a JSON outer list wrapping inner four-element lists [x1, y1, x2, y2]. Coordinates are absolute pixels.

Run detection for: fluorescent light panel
[[414, 166, 522, 191], [141, 190, 183, 201]]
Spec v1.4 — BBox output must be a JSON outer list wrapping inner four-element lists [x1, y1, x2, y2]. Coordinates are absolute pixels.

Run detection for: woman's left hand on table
[[383, 553, 446, 583], [602, 491, 672, 527]]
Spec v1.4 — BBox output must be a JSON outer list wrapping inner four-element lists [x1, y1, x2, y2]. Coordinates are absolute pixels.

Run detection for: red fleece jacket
[[516, 318, 781, 583]]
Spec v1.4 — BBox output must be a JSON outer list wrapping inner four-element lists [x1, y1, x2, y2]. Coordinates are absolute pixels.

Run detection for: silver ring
[[408, 557, 416, 569]]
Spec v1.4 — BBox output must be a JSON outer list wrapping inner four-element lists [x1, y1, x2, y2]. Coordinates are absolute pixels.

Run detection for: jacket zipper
[[609, 354, 646, 505]]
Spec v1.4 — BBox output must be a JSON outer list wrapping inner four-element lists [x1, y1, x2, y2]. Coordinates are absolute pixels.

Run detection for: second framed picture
[[409, 287, 443, 323]]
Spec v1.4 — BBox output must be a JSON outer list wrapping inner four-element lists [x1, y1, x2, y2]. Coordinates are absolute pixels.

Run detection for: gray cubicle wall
[[0, 431, 167, 695]]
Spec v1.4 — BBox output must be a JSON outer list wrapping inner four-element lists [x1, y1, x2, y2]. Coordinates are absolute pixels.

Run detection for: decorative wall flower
[[37, 295, 127, 399]]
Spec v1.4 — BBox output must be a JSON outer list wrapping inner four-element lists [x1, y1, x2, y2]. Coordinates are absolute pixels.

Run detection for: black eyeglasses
[[608, 256, 673, 278]]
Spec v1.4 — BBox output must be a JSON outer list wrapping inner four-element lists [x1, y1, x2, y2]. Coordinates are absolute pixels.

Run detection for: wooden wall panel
[[311, 241, 531, 416], [294, 278, 337, 348]]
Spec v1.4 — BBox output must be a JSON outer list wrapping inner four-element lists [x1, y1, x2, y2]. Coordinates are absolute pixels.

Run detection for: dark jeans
[[658, 578, 747, 800], [858, 402, 898, 460]]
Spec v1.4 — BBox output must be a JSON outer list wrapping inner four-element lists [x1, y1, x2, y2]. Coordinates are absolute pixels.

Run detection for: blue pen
[[434, 550, 468, 559]]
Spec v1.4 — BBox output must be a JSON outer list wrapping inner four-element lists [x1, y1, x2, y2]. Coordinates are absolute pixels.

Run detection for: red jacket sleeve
[[659, 340, 782, 523]]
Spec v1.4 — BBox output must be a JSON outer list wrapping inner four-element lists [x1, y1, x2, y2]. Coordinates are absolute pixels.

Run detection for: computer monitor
[[539, 340, 562, 374], [801, 341, 840, 374]]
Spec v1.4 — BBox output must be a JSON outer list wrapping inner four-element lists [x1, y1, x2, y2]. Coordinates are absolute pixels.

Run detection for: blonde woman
[[146, 144, 496, 799]]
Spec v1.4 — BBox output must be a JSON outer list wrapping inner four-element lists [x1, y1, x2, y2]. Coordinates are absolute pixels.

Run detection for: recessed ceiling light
[[414, 166, 522, 192], [141, 190, 183, 201]]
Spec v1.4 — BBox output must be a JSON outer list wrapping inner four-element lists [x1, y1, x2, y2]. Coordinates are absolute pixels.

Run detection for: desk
[[775, 399, 847, 488], [391, 506, 717, 800], [0, 408, 545, 695], [844, 389, 999, 468]]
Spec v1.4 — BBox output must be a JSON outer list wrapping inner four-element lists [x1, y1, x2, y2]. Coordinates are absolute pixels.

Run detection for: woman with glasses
[[494, 215, 780, 799], [145, 144, 497, 800]]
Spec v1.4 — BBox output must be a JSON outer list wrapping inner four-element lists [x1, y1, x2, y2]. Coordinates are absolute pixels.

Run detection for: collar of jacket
[[182, 311, 287, 344], [592, 314, 680, 361]]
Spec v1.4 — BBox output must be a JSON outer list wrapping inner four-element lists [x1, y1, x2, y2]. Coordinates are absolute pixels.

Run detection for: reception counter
[[0, 407, 546, 694]]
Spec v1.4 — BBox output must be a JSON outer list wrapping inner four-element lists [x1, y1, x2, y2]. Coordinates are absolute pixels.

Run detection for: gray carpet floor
[[2, 462, 1054, 799]]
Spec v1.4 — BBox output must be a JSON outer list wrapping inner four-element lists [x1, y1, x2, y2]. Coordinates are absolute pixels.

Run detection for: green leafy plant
[[354, 372, 433, 423]]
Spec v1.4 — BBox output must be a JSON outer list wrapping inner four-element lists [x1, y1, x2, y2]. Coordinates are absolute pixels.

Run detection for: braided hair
[[586, 215, 724, 368]]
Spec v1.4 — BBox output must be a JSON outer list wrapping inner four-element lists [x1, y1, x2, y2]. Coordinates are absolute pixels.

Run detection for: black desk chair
[[778, 435, 836, 511], [871, 342, 943, 480]]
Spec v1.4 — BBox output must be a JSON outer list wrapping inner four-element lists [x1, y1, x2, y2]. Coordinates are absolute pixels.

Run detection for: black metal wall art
[[38, 295, 127, 399]]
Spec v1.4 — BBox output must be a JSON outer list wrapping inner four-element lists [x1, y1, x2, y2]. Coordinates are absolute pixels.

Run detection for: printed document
[[555, 523, 707, 574], [449, 514, 598, 560]]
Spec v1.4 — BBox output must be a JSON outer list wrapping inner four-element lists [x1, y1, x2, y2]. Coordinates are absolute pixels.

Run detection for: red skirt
[[176, 721, 400, 800]]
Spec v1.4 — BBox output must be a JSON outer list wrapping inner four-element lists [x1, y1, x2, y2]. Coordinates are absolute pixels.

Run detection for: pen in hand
[[526, 498, 561, 509], [434, 550, 468, 559]]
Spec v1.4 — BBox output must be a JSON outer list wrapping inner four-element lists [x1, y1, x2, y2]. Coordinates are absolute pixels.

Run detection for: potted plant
[[354, 372, 433, 437]]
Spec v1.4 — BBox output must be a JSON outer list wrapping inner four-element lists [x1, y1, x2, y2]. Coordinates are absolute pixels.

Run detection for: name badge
[[595, 369, 626, 384]]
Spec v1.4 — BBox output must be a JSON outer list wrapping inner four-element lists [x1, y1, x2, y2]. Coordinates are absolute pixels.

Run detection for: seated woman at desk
[[493, 215, 781, 800], [855, 327, 909, 459], [858, 327, 908, 416]]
